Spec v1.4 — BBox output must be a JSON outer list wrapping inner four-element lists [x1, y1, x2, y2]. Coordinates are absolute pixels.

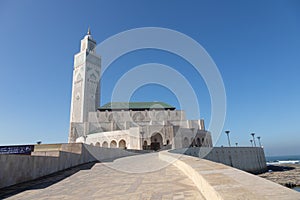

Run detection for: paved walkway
[[4, 153, 204, 200]]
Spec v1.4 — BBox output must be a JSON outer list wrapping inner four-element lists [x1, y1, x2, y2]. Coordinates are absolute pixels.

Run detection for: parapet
[[159, 151, 300, 200]]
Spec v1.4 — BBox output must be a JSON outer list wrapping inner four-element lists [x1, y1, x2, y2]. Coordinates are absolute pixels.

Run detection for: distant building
[[68, 29, 212, 150]]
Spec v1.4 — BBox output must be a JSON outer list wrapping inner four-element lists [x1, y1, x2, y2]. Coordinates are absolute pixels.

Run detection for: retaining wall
[[0, 143, 138, 189], [171, 147, 267, 173]]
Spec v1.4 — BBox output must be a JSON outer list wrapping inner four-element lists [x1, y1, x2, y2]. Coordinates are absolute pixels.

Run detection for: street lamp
[[257, 136, 262, 147], [225, 130, 231, 147], [251, 133, 256, 147], [250, 139, 253, 147]]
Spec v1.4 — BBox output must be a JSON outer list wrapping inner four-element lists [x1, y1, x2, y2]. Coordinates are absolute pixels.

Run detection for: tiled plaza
[[2, 153, 204, 200]]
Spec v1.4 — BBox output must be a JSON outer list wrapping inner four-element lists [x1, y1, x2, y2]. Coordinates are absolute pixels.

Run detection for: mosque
[[68, 29, 212, 150]]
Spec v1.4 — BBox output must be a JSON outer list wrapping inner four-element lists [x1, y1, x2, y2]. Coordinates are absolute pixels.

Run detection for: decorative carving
[[108, 113, 120, 122], [76, 92, 80, 100], [86, 66, 92, 72], [156, 111, 165, 121], [75, 54, 84, 65], [133, 112, 145, 122], [87, 54, 100, 65]]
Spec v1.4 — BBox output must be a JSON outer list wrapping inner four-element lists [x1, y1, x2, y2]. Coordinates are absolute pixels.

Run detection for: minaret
[[68, 28, 101, 142]]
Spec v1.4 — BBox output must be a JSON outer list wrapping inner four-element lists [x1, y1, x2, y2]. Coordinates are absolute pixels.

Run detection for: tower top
[[84, 26, 94, 41], [80, 27, 96, 52]]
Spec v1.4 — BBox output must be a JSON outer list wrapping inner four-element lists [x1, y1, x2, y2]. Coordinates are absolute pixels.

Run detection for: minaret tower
[[68, 28, 101, 142]]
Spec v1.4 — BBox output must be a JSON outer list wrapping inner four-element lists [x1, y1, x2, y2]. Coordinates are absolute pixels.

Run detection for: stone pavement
[[2, 153, 204, 200]]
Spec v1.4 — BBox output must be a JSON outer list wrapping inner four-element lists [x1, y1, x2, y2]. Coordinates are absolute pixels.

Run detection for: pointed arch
[[118, 139, 126, 149], [110, 140, 117, 148], [102, 141, 108, 148], [150, 132, 163, 151]]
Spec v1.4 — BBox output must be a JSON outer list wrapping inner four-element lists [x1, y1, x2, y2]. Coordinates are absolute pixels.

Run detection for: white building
[[68, 29, 212, 150]]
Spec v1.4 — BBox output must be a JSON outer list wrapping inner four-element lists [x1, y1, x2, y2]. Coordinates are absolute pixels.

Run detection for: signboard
[[0, 145, 34, 155]]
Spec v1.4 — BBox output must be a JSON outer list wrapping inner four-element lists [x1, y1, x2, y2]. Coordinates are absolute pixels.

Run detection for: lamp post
[[251, 133, 256, 147], [257, 136, 262, 147], [250, 139, 253, 147], [235, 142, 238, 147], [225, 130, 231, 147]]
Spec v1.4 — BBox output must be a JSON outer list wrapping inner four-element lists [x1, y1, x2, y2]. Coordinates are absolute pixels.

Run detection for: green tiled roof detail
[[98, 102, 175, 111]]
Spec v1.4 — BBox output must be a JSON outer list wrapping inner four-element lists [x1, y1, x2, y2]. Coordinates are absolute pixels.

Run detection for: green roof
[[98, 102, 175, 111]]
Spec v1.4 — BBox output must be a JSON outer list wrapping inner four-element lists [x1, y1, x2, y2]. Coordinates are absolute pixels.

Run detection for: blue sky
[[0, 0, 299, 156]]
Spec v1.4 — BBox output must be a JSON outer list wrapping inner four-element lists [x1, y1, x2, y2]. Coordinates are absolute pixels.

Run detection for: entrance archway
[[150, 132, 163, 151], [110, 140, 117, 148], [102, 141, 108, 148], [119, 139, 126, 149]]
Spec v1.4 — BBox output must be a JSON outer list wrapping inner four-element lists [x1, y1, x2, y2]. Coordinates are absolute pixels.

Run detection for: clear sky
[[0, 0, 299, 156]]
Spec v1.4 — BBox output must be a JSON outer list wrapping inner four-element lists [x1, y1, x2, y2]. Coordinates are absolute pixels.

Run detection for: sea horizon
[[266, 154, 300, 164]]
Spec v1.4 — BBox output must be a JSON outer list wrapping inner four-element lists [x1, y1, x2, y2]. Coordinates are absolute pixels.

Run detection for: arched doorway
[[143, 141, 148, 150], [95, 142, 100, 147], [110, 140, 117, 148], [197, 138, 201, 147], [150, 132, 163, 151], [119, 139, 126, 149], [190, 138, 196, 147], [102, 141, 108, 148]]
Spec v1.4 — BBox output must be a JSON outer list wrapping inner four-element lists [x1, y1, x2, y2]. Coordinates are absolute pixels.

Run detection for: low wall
[[171, 147, 267, 173], [0, 143, 139, 189], [82, 144, 138, 162], [159, 151, 300, 200]]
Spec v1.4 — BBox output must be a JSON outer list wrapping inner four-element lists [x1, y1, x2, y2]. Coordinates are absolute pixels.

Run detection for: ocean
[[266, 155, 300, 165], [265, 155, 300, 192], [294, 187, 300, 192]]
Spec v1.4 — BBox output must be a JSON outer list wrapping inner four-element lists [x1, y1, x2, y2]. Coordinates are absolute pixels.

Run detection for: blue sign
[[0, 145, 34, 155]]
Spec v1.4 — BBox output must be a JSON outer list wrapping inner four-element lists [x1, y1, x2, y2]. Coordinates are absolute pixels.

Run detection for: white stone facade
[[70, 108, 212, 150], [68, 30, 212, 150]]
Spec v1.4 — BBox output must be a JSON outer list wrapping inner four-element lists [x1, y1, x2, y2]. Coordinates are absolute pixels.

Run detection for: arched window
[[95, 142, 100, 147], [143, 141, 148, 146]]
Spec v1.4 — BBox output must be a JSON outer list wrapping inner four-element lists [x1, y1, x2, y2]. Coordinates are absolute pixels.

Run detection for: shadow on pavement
[[0, 162, 96, 199]]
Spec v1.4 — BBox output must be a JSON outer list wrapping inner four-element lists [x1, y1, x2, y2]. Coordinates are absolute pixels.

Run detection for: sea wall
[[0, 143, 138, 189], [171, 147, 267, 173]]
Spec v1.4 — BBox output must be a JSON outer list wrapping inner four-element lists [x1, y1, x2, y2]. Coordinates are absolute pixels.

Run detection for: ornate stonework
[[69, 30, 101, 125]]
